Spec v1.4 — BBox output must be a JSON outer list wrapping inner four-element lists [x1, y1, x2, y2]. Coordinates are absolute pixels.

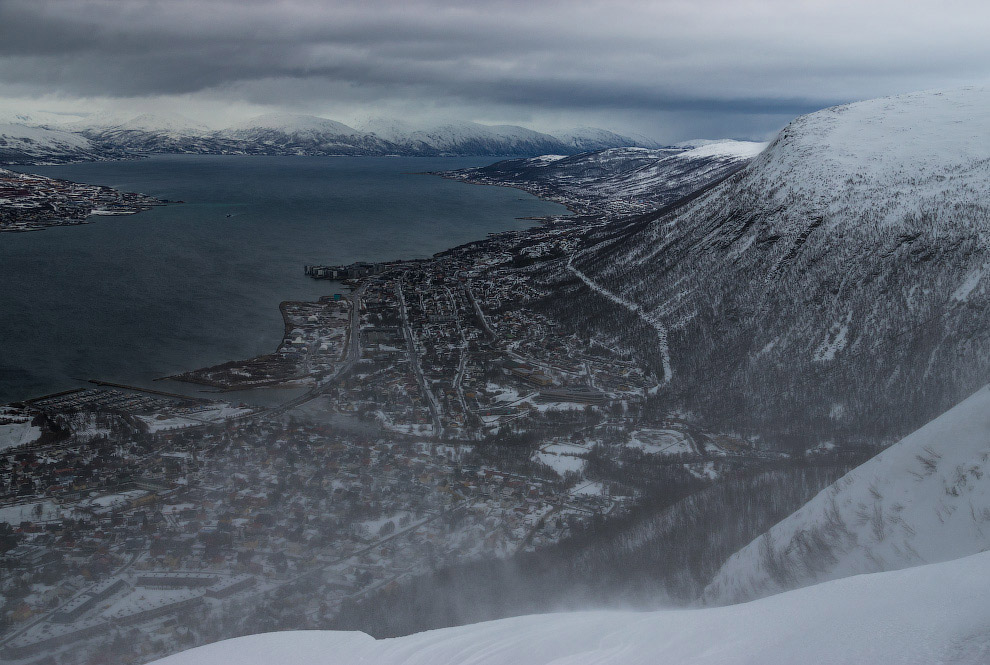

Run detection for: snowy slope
[[741, 87, 990, 226], [390, 121, 568, 156], [215, 113, 391, 155], [554, 86, 990, 443], [358, 120, 657, 155], [705, 384, 990, 605], [550, 126, 659, 151], [108, 112, 210, 137], [222, 113, 362, 137], [78, 113, 226, 154], [602, 141, 766, 200], [154, 551, 990, 665], [677, 140, 768, 159], [444, 141, 763, 216], [0, 123, 114, 164], [355, 115, 419, 142]]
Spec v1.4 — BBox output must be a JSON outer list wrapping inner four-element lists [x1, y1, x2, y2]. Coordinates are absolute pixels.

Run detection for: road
[[464, 281, 495, 340], [395, 279, 444, 437]]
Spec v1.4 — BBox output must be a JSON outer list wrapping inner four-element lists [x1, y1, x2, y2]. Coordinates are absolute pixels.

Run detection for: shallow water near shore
[[0, 154, 566, 405]]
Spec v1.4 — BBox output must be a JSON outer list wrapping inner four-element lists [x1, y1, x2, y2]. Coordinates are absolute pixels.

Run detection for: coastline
[[0, 166, 166, 232], [0, 156, 571, 407], [429, 169, 586, 216], [158, 165, 587, 395]]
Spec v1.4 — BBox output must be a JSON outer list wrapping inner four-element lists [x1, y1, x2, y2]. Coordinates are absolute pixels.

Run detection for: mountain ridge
[[0, 113, 670, 163], [440, 139, 766, 217], [536, 85, 990, 447]]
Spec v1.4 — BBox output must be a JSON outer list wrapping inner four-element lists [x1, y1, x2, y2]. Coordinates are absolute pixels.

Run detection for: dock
[[88, 380, 213, 404], [304, 262, 386, 280]]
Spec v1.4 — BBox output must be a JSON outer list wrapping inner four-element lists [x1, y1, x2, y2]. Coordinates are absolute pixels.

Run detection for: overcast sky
[[1, 0, 988, 141]]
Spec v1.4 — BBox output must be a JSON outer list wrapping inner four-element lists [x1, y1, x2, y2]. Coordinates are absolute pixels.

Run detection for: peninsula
[[0, 168, 164, 232]]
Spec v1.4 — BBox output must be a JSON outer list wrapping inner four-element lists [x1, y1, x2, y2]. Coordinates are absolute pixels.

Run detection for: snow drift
[[154, 550, 990, 665]]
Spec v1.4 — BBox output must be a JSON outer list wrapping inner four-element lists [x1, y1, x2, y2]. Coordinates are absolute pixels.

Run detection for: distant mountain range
[[0, 123, 129, 164], [0, 112, 663, 164]]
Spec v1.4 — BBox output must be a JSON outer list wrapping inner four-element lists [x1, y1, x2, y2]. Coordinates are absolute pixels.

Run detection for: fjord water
[[0, 155, 566, 405]]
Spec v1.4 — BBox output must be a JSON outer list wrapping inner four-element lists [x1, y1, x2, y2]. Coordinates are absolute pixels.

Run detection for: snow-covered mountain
[[152, 550, 990, 664], [442, 140, 765, 216], [357, 120, 661, 155], [91, 112, 210, 136], [705, 384, 990, 605], [214, 113, 395, 156], [74, 112, 227, 154], [551, 126, 661, 152], [546, 86, 990, 445], [0, 123, 121, 164], [8, 112, 656, 160], [373, 121, 574, 156], [223, 113, 359, 136]]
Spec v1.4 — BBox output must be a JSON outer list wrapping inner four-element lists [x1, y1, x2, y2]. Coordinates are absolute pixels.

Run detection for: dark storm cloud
[[1, 0, 989, 138]]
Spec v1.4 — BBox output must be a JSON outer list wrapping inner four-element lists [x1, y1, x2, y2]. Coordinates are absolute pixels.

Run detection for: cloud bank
[[1, 0, 988, 140]]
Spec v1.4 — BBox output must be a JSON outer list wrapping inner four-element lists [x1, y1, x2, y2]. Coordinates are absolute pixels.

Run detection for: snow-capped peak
[[223, 113, 362, 136], [551, 126, 659, 150], [747, 85, 990, 225], [0, 122, 109, 163], [354, 116, 419, 142], [114, 112, 211, 135]]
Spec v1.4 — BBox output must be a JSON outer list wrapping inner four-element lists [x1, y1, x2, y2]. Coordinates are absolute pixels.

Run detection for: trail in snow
[[567, 253, 672, 384]]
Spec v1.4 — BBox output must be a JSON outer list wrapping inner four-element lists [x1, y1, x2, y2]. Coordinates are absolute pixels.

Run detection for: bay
[[0, 155, 566, 405]]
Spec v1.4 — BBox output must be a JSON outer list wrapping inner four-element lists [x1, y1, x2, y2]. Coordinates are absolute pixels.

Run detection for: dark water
[[0, 155, 566, 405]]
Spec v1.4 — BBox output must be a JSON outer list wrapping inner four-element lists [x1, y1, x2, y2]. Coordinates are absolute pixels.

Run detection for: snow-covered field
[[0, 420, 40, 451], [625, 428, 692, 455], [0, 500, 61, 524], [153, 550, 990, 665], [534, 442, 588, 476]]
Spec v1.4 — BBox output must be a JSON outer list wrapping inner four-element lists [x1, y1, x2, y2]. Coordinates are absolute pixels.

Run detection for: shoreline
[[0, 159, 578, 406], [429, 169, 586, 217], [0, 166, 166, 233]]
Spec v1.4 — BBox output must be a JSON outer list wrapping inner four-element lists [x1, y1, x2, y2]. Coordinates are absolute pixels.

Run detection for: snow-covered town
[[0, 217, 796, 662], [0, 392, 643, 662], [0, 169, 162, 232]]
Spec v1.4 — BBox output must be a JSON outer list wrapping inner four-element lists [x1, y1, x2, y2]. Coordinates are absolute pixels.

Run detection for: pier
[[304, 261, 386, 280]]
